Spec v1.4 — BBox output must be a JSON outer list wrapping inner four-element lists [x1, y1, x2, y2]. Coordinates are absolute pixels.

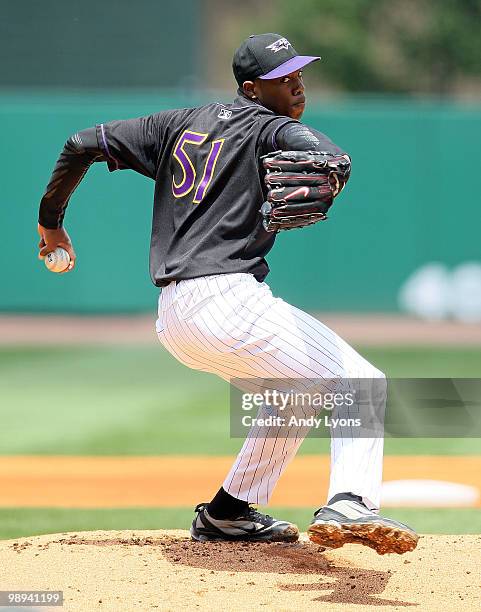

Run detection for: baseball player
[[37, 33, 418, 555]]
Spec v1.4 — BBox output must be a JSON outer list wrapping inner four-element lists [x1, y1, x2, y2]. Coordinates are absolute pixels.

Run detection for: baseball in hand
[[45, 247, 71, 273]]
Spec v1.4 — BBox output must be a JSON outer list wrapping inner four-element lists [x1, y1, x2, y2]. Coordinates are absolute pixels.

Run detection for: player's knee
[[370, 367, 387, 405], [371, 366, 386, 381], [354, 363, 386, 402], [355, 361, 385, 381]]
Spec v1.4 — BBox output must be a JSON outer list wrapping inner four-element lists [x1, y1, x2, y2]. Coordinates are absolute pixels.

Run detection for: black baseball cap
[[233, 33, 320, 86]]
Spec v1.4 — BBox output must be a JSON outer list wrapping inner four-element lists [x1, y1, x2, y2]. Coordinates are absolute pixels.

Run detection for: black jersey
[[97, 95, 298, 285], [39, 94, 346, 286]]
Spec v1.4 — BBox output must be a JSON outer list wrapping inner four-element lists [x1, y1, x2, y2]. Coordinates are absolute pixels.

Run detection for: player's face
[[254, 70, 306, 119]]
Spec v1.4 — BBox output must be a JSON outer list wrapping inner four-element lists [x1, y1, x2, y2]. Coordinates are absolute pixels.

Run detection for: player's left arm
[[257, 120, 352, 232], [274, 122, 351, 189]]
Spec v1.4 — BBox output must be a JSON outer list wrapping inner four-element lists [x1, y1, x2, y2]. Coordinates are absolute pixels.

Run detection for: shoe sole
[[307, 520, 418, 555], [191, 524, 299, 543]]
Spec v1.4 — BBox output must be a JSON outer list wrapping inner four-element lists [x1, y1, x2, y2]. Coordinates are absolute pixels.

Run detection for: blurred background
[[2, 0, 481, 314], [0, 0, 480, 540]]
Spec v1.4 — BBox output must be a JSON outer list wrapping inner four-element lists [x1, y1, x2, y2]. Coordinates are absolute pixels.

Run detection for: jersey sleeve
[[38, 110, 174, 229], [38, 127, 106, 229], [275, 122, 348, 156], [96, 110, 173, 179], [257, 117, 299, 157], [257, 117, 348, 157]]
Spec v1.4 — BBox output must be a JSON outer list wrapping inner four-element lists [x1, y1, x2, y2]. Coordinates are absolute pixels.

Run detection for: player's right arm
[[38, 127, 104, 269], [39, 128, 106, 230], [38, 112, 171, 268]]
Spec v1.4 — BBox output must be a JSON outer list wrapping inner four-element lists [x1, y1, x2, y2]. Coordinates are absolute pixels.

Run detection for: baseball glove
[[260, 150, 351, 232]]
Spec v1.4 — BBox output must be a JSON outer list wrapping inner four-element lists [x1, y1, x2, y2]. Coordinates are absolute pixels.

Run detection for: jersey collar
[[234, 90, 275, 114]]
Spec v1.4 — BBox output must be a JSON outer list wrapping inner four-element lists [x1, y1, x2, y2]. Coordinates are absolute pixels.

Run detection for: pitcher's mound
[[1, 530, 479, 611]]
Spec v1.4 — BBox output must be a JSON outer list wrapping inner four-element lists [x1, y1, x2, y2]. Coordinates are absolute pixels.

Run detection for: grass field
[[2, 507, 481, 541], [1, 345, 480, 539], [1, 345, 480, 455]]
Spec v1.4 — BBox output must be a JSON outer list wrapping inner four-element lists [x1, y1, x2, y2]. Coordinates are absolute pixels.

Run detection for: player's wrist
[[38, 218, 63, 231]]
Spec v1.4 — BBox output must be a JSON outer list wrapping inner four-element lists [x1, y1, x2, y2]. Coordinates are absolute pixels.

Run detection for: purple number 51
[[172, 130, 224, 204]]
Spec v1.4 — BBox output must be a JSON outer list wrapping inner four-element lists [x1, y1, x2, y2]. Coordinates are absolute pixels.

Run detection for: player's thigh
[[157, 274, 384, 382], [279, 300, 385, 379], [231, 290, 384, 381]]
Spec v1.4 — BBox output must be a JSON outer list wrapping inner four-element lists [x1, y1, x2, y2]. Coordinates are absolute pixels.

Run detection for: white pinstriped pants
[[155, 273, 385, 510]]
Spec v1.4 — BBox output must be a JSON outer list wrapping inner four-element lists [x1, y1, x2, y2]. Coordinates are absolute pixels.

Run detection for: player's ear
[[242, 81, 257, 100]]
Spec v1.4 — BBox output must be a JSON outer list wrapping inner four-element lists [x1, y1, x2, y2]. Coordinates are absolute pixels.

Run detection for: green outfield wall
[[1, 91, 479, 313], [0, 1, 199, 89]]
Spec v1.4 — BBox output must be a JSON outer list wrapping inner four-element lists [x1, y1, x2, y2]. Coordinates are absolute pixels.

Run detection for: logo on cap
[[266, 37, 291, 53]]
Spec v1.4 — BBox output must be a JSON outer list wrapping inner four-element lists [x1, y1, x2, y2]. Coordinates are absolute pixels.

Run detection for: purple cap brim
[[259, 55, 320, 80]]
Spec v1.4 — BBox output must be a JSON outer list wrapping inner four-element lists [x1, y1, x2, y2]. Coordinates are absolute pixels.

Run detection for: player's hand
[[37, 224, 76, 271]]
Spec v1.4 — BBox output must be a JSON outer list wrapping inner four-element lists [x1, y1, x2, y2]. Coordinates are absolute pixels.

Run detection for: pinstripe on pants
[[156, 273, 386, 510]]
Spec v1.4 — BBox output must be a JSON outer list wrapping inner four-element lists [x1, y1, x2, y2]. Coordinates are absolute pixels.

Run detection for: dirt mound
[[0, 530, 478, 611]]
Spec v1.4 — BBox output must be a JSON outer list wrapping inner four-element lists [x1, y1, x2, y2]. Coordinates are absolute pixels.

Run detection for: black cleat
[[308, 495, 419, 555], [190, 503, 299, 542]]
